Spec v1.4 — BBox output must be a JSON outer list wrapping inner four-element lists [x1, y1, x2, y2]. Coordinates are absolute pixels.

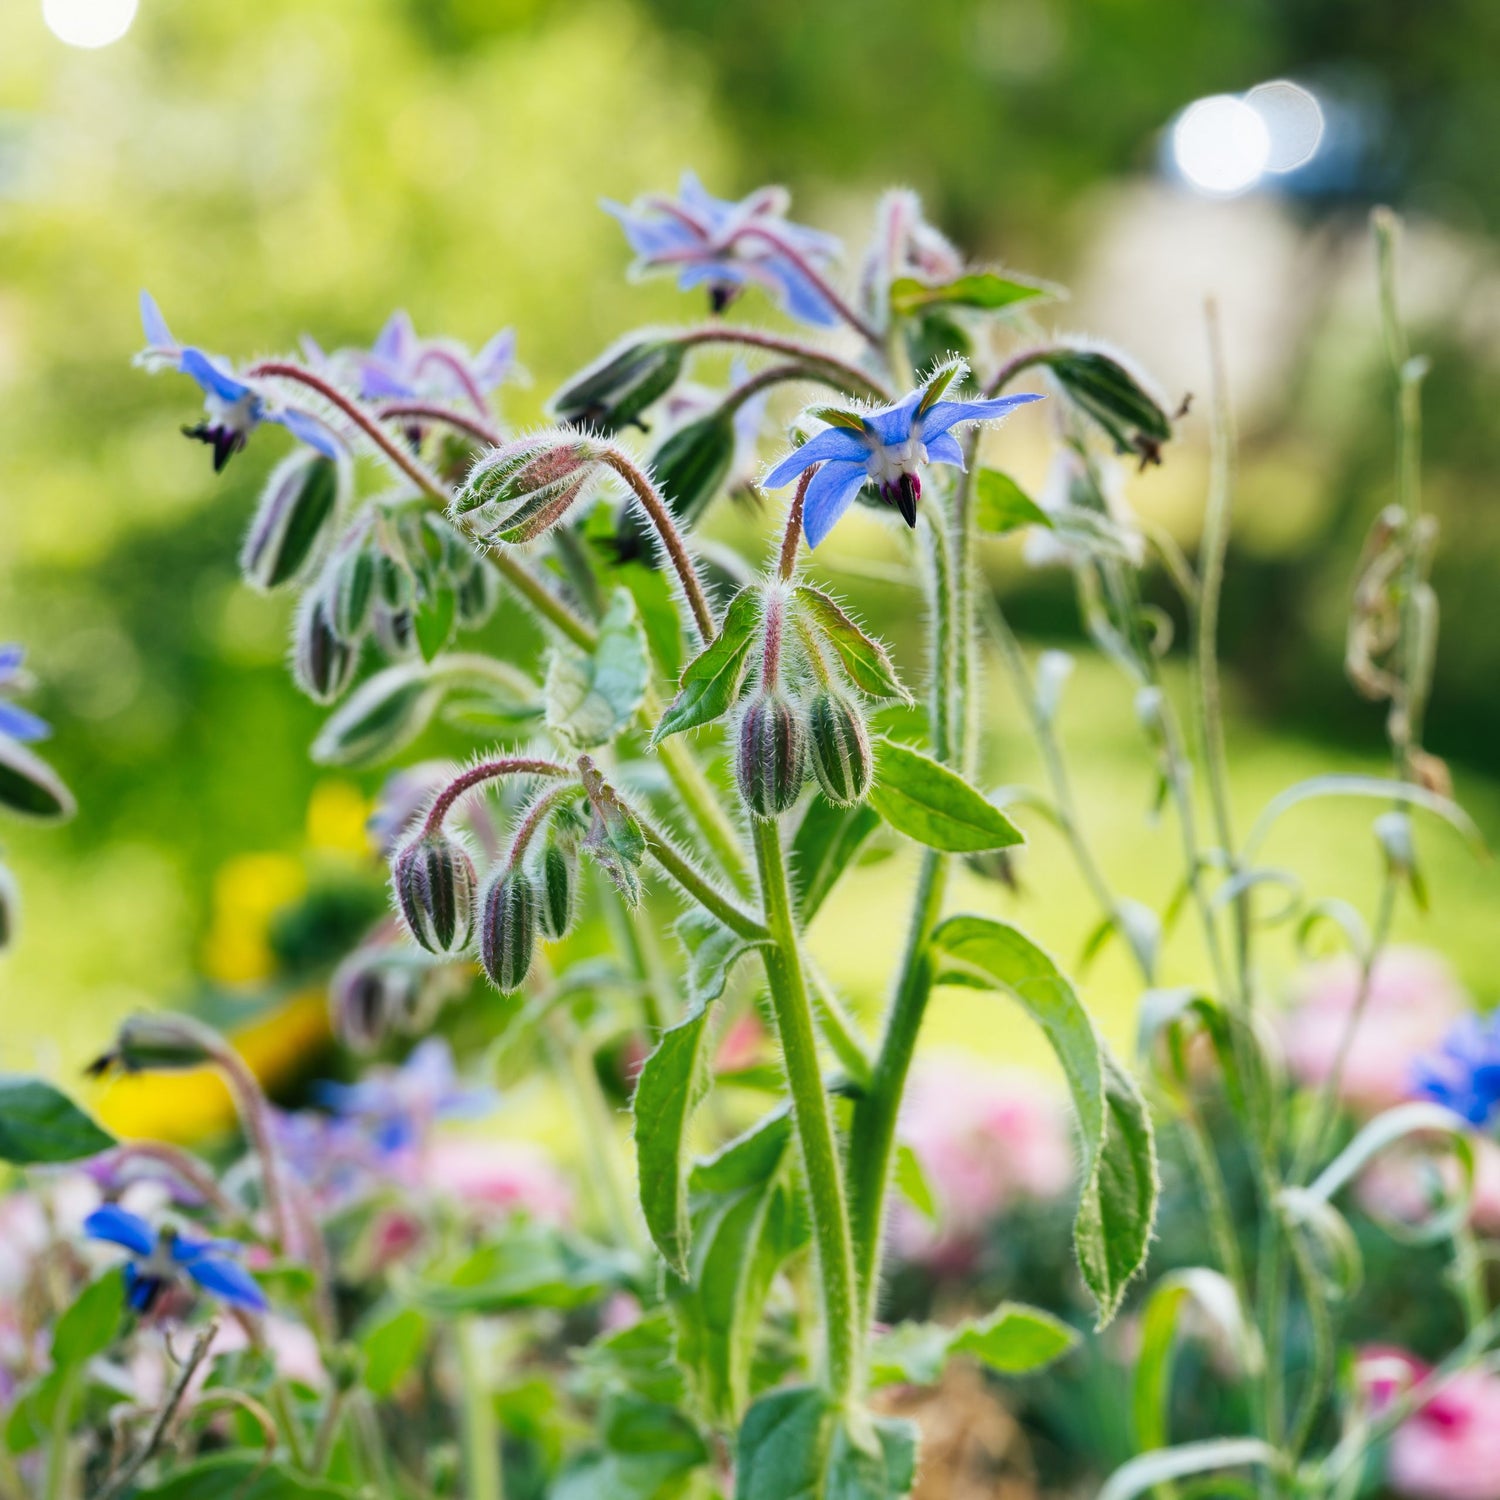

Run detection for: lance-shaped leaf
[[792, 586, 909, 703], [890, 271, 1057, 317], [0, 1075, 114, 1164], [870, 1303, 1077, 1388], [974, 469, 1052, 535], [790, 796, 882, 924], [126, 1453, 360, 1500], [1041, 347, 1173, 465], [930, 916, 1158, 1324], [868, 740, 1023, 854], [672, 1110, 807, 1427], [546, 589, 650, 748], [653, 585, 764, 743], [633, 917, 768, 1276], [578, 756, 646, 906]]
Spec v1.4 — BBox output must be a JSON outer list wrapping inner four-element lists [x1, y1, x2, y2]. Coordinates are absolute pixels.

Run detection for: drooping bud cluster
[[451, 433, 601, 547], [393, 831, 477, 955]]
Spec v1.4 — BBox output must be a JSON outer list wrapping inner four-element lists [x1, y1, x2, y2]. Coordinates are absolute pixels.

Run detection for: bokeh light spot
[[41, 0, 138, 49], [1173, 94, 1272, 196], [1246, 80, 1325, 172]]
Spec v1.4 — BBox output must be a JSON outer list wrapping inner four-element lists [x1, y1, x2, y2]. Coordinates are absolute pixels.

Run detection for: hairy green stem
[[456, 1319, 504, 1500], [750, 817, 860, 1400]]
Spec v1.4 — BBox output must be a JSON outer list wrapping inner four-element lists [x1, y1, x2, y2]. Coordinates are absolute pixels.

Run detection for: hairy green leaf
[[0, 1075, 114, 1164], [546, 589, 650, 748], [793, 586, 909, 703], [870, 1303, 1077, 1387], [790, 797, 882, 923], [653, 585, 763, 743], [869, 741, 1023, 854], [974, 468, 1052, 535], [890, 271, 1055, 317], [358, 1305, 428, 1398], [735, 1387, 916, 1500]]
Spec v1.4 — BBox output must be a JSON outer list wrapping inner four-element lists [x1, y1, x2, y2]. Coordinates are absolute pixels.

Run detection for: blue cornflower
[[604, 171, 844, 327], [0, 645, 49, 744], [83, 1204, 267, 1315], [353, 310, 521, 405], [137, 292, 340, 471], [762, 362, 1043, 548], [315, 1038, 494, 1157], [1412, 1012, 1500, 1127]]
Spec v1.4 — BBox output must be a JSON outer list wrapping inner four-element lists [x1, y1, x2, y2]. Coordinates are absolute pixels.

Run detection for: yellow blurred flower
[[306, 779, 374, 860], [201, 853, 307, 986]]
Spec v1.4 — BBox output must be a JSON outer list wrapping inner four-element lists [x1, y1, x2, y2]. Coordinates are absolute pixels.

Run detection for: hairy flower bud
[[549, 338, 685, 435], [0, 860, 17, 951], [372, 605, 417, 660], [451, 434, 599, 546], [85, 1012, 215, 1077], [537, 838, 578, 940], [293, 594, 359, 704], [455, 556, 500, 627], [330, 950, 421, 1053], [240, 450, 342, 591], [0, 735, 76, 821], [479, 870, 538, 994], [323, 542, 377, 640], [806, 689, 873, 806], [393, 832, 477, 955], [735, 692, 807, 820]]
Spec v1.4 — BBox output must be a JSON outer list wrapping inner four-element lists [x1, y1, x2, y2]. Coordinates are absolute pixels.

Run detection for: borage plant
[[0, 172, 1485, 1500]]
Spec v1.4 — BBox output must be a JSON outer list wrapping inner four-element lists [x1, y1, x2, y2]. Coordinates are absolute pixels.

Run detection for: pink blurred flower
[[1358, 1347, 1500, 1500], [423, 1138, 572, 1225], [891, 1057, 1074, 1270], [1281, 947, 1469, 1115]]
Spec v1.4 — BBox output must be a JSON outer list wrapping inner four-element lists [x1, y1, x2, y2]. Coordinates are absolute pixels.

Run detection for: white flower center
[[866, 434, 927, 489], [205, 389, 260, 434]]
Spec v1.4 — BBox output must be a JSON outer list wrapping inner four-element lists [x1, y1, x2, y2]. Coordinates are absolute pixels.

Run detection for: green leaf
[[673, 1111, 804, 1427], [613, 559, 684, 679], [546, 588, 650, 749], [792, 586, 909, 703], [554, 1393, 710, 1500], [653, 585, 763, 743], [893, 1144, 936, 1223], [413, 1222, 631, 1315], [974, 469, 1052, 535], [358, 1305, 428, 1398], [930, 917, 1157, 1324], [0, 1074, 114, 1164], [650, 413, 736, 530], [1134, 1270, 1260, 1453], [870, 1303, 1077, 1387], [0, 737, 75, 821], [310, 660, 444, 767], [890, 271, 1055, 317], [734, 1388, 916, 1500], [868, 740, 1023, 854], [52, 1268, 125, 1369], [413, 581, 457, 662], [129, 1453, 359, 1499], [676, 909, 770, 1009], [1099, 1439, 1281, 1500], [634, 1007, 714, 1277], [790, 797, 881, 924]]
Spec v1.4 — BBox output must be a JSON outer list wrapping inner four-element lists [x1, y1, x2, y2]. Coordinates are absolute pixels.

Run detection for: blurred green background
[[2, 0, 1497, 1081]]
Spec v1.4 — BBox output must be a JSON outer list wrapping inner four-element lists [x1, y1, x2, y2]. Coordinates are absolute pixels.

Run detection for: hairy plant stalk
[[750, 816, 860, 1399], [674, 325, 893, 403]]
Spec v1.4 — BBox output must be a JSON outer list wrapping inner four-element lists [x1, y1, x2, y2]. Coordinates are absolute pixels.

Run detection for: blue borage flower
[[0, 645, 49, 744], [604, 171, 844, 327], [83, 1203, 267, 1315], [137, 292, 340, 471], [1412, 1012, 1500, 1127], [762, 361, 1043, 548], [314, 1037, 494, 1157], [346, 309, 522, 405]]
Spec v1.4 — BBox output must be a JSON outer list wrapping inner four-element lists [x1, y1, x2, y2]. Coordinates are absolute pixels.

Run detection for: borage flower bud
[[538, 838, 578, 940], [240, 450, 343, 591], [393, 832, 477, 955], [479, 870, 537, 994], [452, 433, 600, 547], [86, 1012, 215, 1078], [323, 542, 377, 640], [735, 691, 807, 820], [455, 556, 500, 627], [548, 338, 684, 435], [806, 689, 873, 806], [330, 950, 425, 1053], [293, 594, 359, 704]]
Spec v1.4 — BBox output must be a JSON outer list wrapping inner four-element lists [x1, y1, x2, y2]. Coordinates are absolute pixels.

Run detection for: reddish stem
[[673, 326, 891, 403], [779, 468, 813, 580], [376, 400, 502, 448], [422, 757, 572, 838], [731, 223, 884, 347], [414, 347, 492, 416]]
